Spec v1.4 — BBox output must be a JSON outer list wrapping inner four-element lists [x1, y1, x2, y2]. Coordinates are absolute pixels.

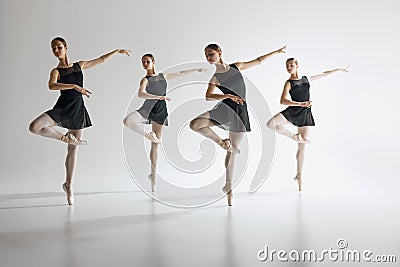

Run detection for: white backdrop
[[0, 0, 399, 195]]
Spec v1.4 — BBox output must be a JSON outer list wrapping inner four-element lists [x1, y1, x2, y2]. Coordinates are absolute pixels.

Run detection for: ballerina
[[123, 53, 206, 192], [29, 37, 131, 204], [190, 44, 286, 205], [267, 58, 348, 191]]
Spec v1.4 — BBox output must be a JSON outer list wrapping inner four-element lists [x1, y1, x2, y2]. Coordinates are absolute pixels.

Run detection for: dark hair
[[51, 37, 67, 47], [286, 58, 298, 65], [204, 43, 222, 52], [142, 53, 155, 61]]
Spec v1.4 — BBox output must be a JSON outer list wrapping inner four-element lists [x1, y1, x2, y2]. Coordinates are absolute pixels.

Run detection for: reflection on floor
[[0, 188, 398, 267]]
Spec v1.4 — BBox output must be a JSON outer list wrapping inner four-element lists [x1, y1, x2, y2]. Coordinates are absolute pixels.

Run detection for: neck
[[215, 62, 228, 72], [58, 56, 70, 67], [290, 72, 299, 80], [146, 69, 156, 76]]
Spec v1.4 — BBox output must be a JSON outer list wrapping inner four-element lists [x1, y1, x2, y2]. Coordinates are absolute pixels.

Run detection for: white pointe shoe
[[61, 132, 87, 146], [146, 132, 162, 144], [294, 174, 302, 191], [62, 183, 74, 205], [148, 175, 156, 192], [222, 183, 233, 206]]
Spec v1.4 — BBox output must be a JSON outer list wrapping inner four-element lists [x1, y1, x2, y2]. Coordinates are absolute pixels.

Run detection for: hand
[[197, 68, 208, 73], [118, 49, 132, 57], [159, 96, 171, 102], [75, 85, 92, 98], [300, 101, 312, 108], [340, 65, 350, 72], [228, 94, 244, 105], [276, 45, 287, 54]]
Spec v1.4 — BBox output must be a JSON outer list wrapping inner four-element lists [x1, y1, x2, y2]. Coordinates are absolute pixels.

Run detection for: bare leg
[[29, 113, 63, 140], [62, 129, 83, 205], [294, 126, 311, 191], [148, 122, 163, 192], [267, 113, 309, 143], [222, 132, 244, 206]]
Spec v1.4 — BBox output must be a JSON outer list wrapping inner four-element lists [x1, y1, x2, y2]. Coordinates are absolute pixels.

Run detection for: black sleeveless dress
[[46, 62, 92, 130], [281, 76, 315, 127], [208, 64, 251, 132], [137, 73, 168, 126]]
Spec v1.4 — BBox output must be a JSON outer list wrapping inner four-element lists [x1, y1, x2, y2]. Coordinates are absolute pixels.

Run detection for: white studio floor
[[0, 182, 399, 267]]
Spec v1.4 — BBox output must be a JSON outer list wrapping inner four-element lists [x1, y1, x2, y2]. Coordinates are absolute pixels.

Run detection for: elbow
[[138, 92, 145, 98]]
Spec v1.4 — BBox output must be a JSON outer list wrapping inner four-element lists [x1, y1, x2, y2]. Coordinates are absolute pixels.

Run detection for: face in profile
[[51, 40, 67, 59], [204, 48, 221, 64], [142, 56, 154, 70]]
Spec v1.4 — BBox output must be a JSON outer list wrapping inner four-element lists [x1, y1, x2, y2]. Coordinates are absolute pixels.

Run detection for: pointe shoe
[[293, 133, 310, 144], [61, 132, 87, 146], [148, 174, 156, 192], [222, 183, 233, 206], [62, 183, 74, 205], [146, 132, 162, 144], [218, 139, 240, 154], [294, 175, 302, 191]]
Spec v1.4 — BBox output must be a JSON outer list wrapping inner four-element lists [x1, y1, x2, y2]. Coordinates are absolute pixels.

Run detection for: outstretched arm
[[48, 69, 92, 97], [205, 77, 243, 104], [163, 68, 207, 80], [137, 77, 171, 101], [234, 46, 286, 71], [308, 66, 349, 82], [79, 49, 131, 70], [280, 81, 311, 107]]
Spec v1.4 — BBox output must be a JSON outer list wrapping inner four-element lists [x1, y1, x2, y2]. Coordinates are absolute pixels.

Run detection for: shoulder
[[230, 63, 239, 70], [284, 80, 292, 89], [140, 77, 149, 85]]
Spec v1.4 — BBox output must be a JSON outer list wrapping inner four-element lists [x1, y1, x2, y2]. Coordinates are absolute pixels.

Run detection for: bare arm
[[79, 49, 131, 70], [280, 81, 311, 107], [137, 77, 171, 101], [308, 66, 349, 82], [234, 46, 286, 71], [205, 77, 243, 104], [163, 68, 207, 80], [48, 69, 92, 97]]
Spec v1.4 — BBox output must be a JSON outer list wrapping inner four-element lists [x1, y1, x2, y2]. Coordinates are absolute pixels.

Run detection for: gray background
[[0, 0, 399, 194]]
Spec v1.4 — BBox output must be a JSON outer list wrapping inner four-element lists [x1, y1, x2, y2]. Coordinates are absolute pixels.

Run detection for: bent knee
[[122, 117, 129, 127], [266, 119, 275, 129], [189, 119, 199, 131], [29, 121, 40, 134]]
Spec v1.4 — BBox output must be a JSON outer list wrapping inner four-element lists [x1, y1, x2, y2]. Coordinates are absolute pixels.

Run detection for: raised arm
[[137, 77, 170, 101], [48, 69, 91, 97], [163, 68, 207, 80], [308, 66, 349, 82], [234, 46, 286, 71], [205, 77, 243, 104], [280, 81, 311, 108], [78, 49, 131, 70]]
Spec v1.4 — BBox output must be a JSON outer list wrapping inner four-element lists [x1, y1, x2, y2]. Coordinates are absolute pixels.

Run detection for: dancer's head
[[204, 44, 223, 64], [286, 58, 299, 74], [142, 53, 155, 74], [51, 37, 68, 60]]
